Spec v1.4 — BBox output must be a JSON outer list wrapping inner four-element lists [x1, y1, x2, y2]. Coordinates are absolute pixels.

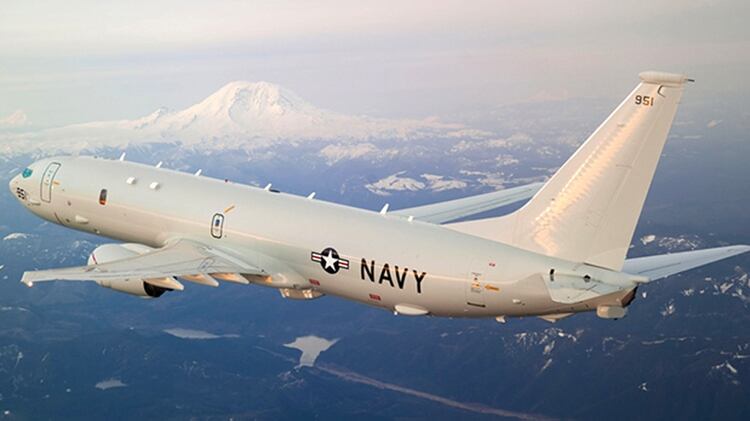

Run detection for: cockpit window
[[22, 168, 33, 178], [99, 189, 108, 206]]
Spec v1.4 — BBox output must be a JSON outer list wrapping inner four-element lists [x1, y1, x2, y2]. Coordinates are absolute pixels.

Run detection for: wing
[[21, 239, 266, 287], [392, 182, 542, 224], [622, 245, 750, 281]]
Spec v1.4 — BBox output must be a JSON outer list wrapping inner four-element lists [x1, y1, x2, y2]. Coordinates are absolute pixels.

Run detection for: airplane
[[8, 71, 749, 323]]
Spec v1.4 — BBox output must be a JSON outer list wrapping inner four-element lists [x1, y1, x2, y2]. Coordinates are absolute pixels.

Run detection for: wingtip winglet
[[20, 273, 34, 287], [728, 245, 750, 255]]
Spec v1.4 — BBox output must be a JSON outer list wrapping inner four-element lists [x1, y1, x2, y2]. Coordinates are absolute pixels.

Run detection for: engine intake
[[88, 243, 171, 298]]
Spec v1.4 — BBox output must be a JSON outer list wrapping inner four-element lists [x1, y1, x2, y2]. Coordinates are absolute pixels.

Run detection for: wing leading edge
[[392, 182, 542, 224], [21, 239, 266, 287]]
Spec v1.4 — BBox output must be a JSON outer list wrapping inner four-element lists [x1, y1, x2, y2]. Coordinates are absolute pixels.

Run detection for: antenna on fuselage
[[379, 203, 390, 215], [118, 152, 126, 161], [264, 183, 272, 191], [307, 192, 316, 200], [194, 169, 202, 176], [155, 161, 163, 168]]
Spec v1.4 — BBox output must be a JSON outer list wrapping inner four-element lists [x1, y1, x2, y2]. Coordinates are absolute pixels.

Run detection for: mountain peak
[[167, 80, 322, 135], [217, 80, 278, 92], [190, 81, 309, 118], [212, 80, 282, 101], [0, 109, 29, 128]]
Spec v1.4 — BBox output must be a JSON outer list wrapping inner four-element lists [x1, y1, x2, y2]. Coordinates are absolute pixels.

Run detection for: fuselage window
[[99, 189, 108, 206]]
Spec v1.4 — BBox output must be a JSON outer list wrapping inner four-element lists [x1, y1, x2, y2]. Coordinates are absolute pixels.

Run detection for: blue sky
[[1, 0, 748, 126]]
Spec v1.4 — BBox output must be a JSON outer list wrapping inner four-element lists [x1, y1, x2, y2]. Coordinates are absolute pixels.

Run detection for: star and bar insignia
[[311, 247, 350, 274]]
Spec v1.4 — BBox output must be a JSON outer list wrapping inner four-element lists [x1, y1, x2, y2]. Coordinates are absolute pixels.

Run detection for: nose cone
[[9, 164, 45, 209]]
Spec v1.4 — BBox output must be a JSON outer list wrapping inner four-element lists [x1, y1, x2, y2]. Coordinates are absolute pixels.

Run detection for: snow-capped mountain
[[0, 81, 466, 155], [365, 172, 468, 196], [0, 110, 29, 128]]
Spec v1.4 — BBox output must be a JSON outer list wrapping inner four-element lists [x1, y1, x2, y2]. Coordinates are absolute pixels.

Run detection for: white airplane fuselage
[[12, 72, 749, 322], [9, 156, 634, 318]]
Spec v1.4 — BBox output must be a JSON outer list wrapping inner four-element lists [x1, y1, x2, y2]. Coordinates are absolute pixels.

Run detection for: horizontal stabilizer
[[622, 245, 750, 281], [393, 182, 542, 224]]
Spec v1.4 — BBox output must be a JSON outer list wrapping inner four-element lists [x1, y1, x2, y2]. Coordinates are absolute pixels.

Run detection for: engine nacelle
[[88, 243, 169, 298]]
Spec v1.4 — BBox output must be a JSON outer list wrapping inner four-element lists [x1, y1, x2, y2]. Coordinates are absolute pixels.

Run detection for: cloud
[[3, 233, 30, 241], [95, 378, 127, 390], [163, 328, 239, 339]]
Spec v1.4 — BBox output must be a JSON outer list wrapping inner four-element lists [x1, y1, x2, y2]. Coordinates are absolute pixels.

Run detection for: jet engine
[[88, 243, 170, 298]]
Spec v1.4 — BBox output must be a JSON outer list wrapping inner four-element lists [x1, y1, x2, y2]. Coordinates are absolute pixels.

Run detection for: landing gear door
[[40, 162, 61, 203], [465, 271, 486, 309]]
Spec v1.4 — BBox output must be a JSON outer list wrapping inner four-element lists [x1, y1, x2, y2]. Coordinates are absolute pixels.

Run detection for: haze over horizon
[[1, 0, 749, 128]]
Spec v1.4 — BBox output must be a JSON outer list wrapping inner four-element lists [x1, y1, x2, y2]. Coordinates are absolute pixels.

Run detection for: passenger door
[[40, 162, 61, 203]]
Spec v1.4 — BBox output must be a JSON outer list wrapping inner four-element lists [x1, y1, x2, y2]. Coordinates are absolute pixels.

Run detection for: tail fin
[[451, 71, 692, 270]]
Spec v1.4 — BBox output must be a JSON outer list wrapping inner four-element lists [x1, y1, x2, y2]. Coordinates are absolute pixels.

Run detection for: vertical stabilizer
[[451, 71, 692, 270]]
